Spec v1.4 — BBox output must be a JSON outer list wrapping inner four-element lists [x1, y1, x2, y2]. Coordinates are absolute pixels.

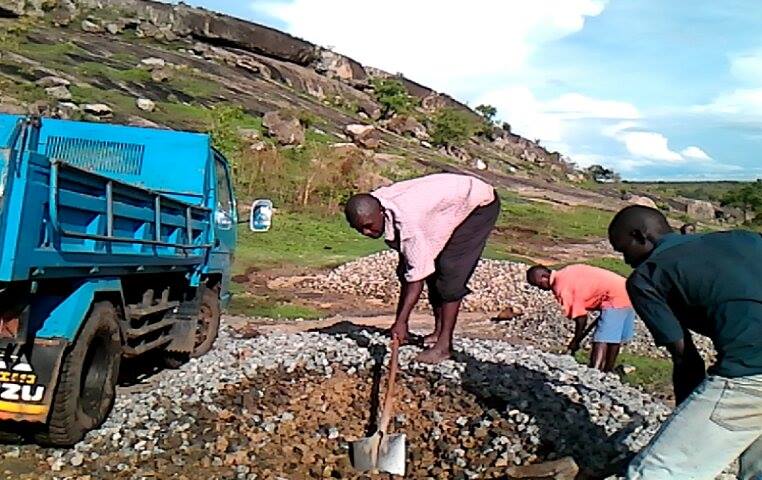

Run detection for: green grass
[[77, 61, 152, 83], [228, 295, 325, 319], [170, 74, 221, 98], [581, 257, 632, 277], [233, 211, 384, 274], [14, 41, 83, 63], [575, 350, 672, 395], [498, 192, 611, 241]]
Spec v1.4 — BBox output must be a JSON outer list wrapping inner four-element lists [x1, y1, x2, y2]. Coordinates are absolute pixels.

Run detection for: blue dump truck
[[0, 114, 267, 446]]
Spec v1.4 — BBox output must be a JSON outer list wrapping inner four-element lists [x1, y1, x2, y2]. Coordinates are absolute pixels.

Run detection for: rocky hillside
[[0, 0, 628, 210]]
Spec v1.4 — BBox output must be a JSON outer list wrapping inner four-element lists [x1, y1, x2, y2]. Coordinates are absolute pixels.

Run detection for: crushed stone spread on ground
[[302, 251, 715, 360], [0, 325, 677, 479]]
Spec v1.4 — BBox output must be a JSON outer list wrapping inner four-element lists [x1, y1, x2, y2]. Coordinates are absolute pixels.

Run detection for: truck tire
[[191, 287, 221, 358], [35, 302, 121, 447]]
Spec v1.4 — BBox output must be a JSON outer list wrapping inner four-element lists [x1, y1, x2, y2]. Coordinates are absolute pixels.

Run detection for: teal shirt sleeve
[[626, 270, 684, 345]]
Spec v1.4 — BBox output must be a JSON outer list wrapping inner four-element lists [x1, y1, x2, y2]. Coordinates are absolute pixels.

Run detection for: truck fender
[[35, 278, 125, 342]]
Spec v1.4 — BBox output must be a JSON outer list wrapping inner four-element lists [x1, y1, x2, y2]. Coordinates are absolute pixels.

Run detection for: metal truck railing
[[48, 159, 213, 257]]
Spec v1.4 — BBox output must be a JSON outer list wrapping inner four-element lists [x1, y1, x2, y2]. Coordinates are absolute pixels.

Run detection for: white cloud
[[254, 0, 607, 94], [618, 131, 683, 162], [680, 146, 712, 161], [545, 93, 641, 120], [730, 48, 762, 84], [695, 87, 762, 118]]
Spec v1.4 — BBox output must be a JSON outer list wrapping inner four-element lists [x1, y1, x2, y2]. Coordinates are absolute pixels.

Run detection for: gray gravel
[[303, 251, 715, 360], [0, 322, 735, 479]]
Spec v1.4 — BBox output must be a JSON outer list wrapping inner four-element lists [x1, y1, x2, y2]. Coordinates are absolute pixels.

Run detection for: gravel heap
[[303, 251, 715, 360], [0, 325, 686, 479]]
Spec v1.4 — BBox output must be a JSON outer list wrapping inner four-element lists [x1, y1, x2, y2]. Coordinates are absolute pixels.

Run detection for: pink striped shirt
[[372, 173, 495, 282]]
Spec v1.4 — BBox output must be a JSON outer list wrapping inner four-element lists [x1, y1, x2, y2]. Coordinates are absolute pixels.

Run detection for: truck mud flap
[[0, 338, 66, 423]]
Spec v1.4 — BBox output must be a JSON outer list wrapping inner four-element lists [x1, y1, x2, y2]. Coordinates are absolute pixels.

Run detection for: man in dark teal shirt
[[608, 205, 762, 480]]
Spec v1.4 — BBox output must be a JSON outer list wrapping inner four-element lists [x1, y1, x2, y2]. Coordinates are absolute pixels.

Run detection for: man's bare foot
[[422, 333, 439, 347], [415, 347, 452, 364]]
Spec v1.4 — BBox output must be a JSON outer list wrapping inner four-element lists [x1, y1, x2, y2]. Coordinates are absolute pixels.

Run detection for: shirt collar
[[653, 232, 687, 254]]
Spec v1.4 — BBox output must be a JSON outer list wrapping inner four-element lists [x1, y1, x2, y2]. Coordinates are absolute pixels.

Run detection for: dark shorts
[[397, 193, 500, 304]]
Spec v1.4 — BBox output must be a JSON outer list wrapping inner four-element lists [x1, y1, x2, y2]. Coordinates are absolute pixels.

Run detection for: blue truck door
[[212, 154, 236, 305]]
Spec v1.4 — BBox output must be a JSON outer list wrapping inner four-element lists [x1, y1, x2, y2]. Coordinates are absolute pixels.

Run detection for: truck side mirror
[[250, 199, 273, 232]]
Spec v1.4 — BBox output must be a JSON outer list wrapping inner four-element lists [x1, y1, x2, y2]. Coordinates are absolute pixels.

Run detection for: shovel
[[351, 336, 406, 476]]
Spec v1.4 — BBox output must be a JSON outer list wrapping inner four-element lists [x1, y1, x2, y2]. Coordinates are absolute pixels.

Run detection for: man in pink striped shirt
[[345, 173, 500, 363]]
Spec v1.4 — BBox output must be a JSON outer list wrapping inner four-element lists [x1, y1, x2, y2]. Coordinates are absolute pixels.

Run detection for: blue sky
[[164, 0, 762, 181]]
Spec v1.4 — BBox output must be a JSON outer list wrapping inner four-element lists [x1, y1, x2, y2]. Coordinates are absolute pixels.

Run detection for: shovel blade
[[377, 433, 406, 476], [350, 433, 381, 472], [350, 433, 406, 475]]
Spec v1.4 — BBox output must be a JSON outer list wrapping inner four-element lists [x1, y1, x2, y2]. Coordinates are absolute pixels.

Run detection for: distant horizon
[[160, 1, 762, 182]]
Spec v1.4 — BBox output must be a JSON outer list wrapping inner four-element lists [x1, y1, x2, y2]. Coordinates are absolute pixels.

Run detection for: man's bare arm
[[390, 279, 424, 341], [567, 315, 588, 353], [664, 333, 705, 405]]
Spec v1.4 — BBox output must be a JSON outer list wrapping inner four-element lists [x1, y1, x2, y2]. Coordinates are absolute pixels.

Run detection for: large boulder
[[385, 115, 429, 140], [687, 200, 716, 221], [345, 124, 381, 150], [0, 0, 25, 16], [262, 111, 305, 146]]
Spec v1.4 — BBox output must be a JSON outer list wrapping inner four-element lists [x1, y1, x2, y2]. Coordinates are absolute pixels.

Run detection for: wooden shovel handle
[[377, 336, 400, 434]]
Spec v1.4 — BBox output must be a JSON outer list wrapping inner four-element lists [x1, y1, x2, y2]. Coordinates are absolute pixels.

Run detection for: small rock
[[81, 19, 104, 33], [136, 98, 156, 112], [45, 85, 72, 101], [36, 76, 70, 88], [70, 453, 85, 467], [344, 124, 381, 150], [140, 57, 166, 70], [81, 103, 113, 118], [151, 67, 173, 83]]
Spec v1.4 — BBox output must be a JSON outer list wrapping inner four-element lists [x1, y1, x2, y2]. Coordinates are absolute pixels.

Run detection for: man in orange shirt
[[526, 264, 636, 372]]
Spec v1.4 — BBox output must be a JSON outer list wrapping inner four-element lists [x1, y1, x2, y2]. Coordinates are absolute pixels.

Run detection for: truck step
[[126, 301, 180, 320], [125, 318, 177, 340], [123, 336, 173, 357]]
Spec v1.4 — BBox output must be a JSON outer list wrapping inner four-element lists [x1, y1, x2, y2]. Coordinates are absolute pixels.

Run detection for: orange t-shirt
[[550, 264, 632, 319]]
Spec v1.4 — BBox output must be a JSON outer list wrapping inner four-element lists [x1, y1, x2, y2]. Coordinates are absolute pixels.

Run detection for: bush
[[234, 143, 372, 213], [429, 108, 478, 147], [370, 78, 417, 117]]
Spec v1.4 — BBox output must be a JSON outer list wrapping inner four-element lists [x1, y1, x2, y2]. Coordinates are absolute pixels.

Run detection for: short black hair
[[344, 193, 381, 227], [608, 205, 671, 237], [526, 265, 551, 283]]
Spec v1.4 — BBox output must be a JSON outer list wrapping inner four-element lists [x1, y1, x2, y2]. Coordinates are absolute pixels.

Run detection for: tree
[[585, 164, 621, 183], [475, 104, 497, 123], [370, 78, 417, 117], [721, 180, 762, 223], [429, 108, 478, 148]]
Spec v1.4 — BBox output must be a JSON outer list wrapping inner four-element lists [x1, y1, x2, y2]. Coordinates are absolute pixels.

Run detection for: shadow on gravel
[[313, 321, 635, 480]]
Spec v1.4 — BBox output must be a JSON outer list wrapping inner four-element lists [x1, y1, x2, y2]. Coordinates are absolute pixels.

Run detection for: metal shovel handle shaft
[[377, 337, 400, 434]]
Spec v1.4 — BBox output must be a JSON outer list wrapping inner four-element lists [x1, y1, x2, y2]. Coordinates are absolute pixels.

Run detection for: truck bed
[[0, 117, 213, 282]]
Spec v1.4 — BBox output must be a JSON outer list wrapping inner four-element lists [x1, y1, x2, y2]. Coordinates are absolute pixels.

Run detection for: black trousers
[[397, 193, 500, 305]]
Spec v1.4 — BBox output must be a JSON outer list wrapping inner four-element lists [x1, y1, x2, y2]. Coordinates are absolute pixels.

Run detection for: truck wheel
[[191, 287, 221, 358], [35, 302, 121, 447]]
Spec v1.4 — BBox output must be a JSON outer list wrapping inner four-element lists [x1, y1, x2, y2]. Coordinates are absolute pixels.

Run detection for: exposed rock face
[[687, 200, 716, 221], [1, 0, 582, 181], [263, 111, 305, 146], [36, 76, 70, 88]]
